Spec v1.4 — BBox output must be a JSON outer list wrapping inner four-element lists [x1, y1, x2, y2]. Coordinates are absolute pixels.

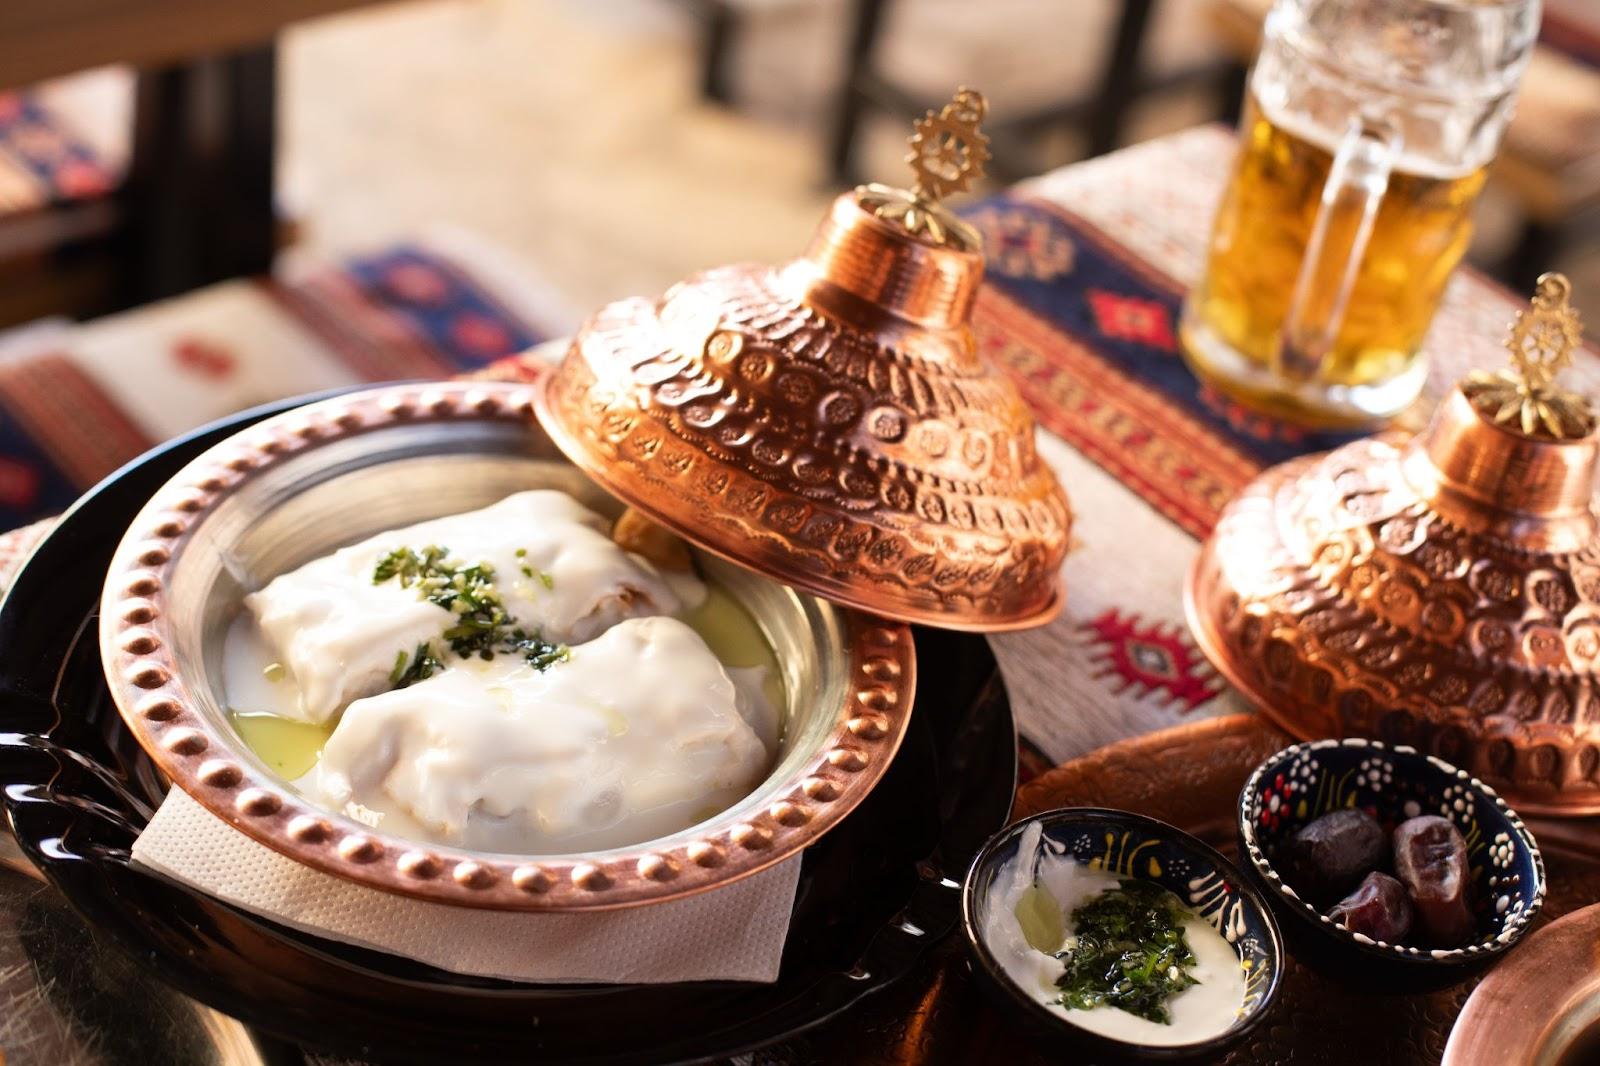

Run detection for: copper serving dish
[[1443, 902, 1600, 1065], [99, 380, 915, 910], [536, 89, 1071, 631], [1187, 276, 1600, 814]]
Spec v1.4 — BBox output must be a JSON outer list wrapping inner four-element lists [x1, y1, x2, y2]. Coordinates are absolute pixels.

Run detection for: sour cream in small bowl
[[961, 807, 1283, 1062]]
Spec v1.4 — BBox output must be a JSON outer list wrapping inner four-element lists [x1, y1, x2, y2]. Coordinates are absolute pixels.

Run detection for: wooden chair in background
[[0, 0, 385, 325]]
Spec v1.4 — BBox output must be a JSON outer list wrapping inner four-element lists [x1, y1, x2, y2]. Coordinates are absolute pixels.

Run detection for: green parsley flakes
[[1054, 879, 1200, 1024], [373, 545, 570, 684]]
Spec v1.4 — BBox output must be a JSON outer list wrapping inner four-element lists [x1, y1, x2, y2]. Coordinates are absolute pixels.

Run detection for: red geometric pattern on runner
[[0, 517, 55, 594], [0, 352, 151, 487], [268, 273, 459, 382], [1197, 384, 1314, 445], [966, 204, 1076, 281], [1086, 288, 1175, 351], [171, 336, 240, 381], [1082, 608, 1220, 713]]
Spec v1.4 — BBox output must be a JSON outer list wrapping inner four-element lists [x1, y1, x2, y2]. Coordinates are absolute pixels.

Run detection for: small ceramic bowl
[[1238, 738, 1546, 988], [961, 808, 1284, 1063]]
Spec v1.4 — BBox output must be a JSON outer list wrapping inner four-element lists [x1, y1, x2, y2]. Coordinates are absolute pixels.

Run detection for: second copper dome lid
[[536, 89, 1072, 630]]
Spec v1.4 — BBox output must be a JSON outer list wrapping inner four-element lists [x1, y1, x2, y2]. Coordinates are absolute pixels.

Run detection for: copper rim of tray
[[99, 379, 916, 911]]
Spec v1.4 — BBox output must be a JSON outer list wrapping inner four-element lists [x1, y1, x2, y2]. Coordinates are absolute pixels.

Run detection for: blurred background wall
[[5, 0, 1596, 324]]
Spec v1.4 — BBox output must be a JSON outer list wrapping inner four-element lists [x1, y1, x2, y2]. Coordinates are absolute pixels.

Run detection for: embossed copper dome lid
[[536, 89, 1071, 630], [1187, 275, 1600, 814]]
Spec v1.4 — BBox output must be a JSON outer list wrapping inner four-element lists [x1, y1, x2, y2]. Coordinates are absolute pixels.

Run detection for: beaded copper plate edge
[[1443, 902, 1600, 1065], [1009, 716, 1600, 1066], [97, 379, 916, 911]]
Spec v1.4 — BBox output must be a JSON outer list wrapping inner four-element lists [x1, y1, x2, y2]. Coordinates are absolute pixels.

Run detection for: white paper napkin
[[131, 788, 801, 984]]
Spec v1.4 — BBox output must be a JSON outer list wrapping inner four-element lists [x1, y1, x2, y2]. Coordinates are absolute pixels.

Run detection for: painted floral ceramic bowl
[[98, 380, 916, 911], [962, 808, 1283, 1062], [1238, 739, 1545, 987]]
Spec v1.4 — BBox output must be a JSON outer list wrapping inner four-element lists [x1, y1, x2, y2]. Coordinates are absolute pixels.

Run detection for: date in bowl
[[1237, 738, 1545, 989]]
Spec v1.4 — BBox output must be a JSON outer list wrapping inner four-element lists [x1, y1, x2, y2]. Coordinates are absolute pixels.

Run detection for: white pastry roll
[[312, 616, 772, 853], [243, 491, 701, 723]]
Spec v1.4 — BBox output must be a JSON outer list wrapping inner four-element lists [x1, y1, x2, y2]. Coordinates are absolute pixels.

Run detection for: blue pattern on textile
[[0, 93, 114, 203], [341, 246, 544, 372], [962, 196, 1366, 466], [0, 409, 83, 531]]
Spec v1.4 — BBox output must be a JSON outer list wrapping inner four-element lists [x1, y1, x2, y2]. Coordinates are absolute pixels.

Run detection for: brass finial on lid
[[855, 87, 990, 250], [1462, 272, 1592, 439]]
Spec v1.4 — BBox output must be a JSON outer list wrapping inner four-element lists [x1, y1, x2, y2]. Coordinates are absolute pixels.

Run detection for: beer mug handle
[[1274, 118, 1398, 382]]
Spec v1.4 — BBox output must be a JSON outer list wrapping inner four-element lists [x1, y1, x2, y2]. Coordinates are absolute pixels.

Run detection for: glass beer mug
[[1180, 0, 1541, 426]]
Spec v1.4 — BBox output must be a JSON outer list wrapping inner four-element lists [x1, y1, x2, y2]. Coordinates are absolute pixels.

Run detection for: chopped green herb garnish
[[502, 628, 571, 672], [514, 548, 527, 558], [389, 642, 444, 688], [374, 545, 569, 682], [373, 546, 511, 658], [373, 545, 450, 587], [1053, 879, 1200, 1024]]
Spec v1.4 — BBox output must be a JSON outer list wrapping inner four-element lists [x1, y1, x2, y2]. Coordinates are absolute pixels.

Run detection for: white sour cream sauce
[[982, 822, 1248, 1047], [240, 490, 694, 724], [313, 616, 773, 853], [222, 490, 781, 854]]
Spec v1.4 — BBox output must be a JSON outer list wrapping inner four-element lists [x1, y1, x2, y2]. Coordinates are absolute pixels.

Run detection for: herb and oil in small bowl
[[962, 808, 1283, 1062]]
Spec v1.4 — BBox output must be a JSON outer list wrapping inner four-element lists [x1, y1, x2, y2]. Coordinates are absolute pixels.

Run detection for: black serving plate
[[0, 395, 1018, 1065]]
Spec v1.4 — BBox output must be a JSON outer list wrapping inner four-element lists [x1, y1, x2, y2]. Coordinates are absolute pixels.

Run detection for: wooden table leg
[[1084, 0, 1157, 158], [1505, 218, 1565, 294], [119, 41, 277, 307], [697, 0, 737, 105], [826, 0, 890, 189]]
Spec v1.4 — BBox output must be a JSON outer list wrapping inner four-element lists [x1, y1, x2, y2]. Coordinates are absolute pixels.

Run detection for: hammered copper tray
[[786, 715, 1600, 1065]]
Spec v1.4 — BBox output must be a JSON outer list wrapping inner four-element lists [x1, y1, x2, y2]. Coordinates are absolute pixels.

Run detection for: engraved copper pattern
[[98, 380, 917, 911], [537, 195, 1072, 631], [1187, 384, 1600, 815]]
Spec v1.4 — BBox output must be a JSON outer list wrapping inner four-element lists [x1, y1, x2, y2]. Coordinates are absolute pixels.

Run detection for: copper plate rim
[[1181, 465, 1600, 820], [1442, 902, 1600, 1066], [532, 374, 1065, 634], [98, 379, 918, 911]]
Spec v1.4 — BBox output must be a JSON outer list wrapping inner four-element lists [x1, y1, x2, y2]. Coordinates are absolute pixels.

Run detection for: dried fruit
[[1329, 871, 1414, 942], [1279, 809, 1388, 905], [1393, 816, 1475, 947]]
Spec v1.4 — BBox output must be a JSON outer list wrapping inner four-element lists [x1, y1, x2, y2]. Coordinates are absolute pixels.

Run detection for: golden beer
[[1181, 0, 1537, 427], [1183, 95, 1485, 424]]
